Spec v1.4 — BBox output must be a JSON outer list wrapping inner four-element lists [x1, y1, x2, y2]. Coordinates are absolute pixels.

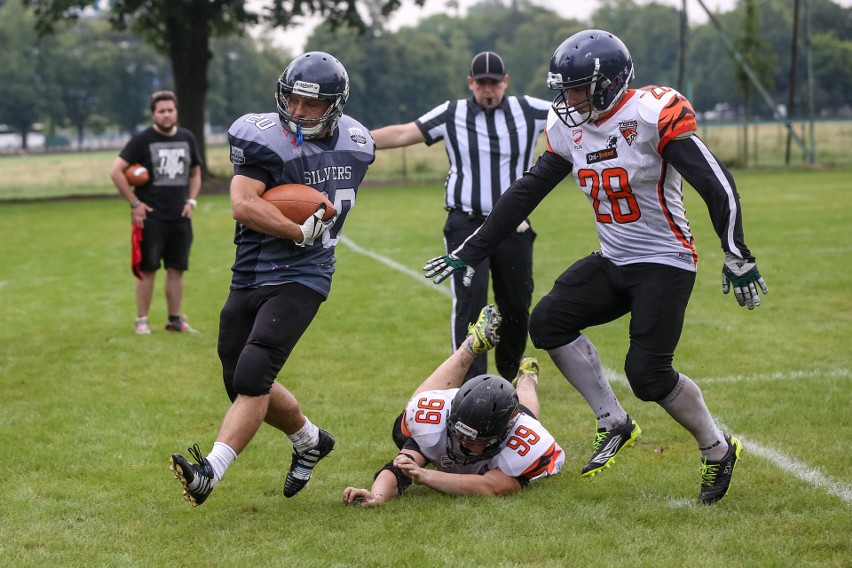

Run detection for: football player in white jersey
[[343, 306, 564, 507], [423, 30, 768, 504]]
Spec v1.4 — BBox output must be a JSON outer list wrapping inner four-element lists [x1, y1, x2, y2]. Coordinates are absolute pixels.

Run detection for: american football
[[262, 184, 336, 223], [124, 164, 150, 186]]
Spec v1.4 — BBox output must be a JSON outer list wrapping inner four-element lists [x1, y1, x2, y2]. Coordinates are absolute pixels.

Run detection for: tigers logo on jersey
[[619, 119, 638, 145]]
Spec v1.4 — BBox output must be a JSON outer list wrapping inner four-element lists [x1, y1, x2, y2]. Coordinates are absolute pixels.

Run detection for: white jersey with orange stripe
[[545, 86, 700, 271], [402, 389, 564, 483]]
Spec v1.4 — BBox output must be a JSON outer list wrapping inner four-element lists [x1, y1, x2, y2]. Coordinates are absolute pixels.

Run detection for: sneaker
[[699, 435, 742, 504], [134, 316, 151, 335], [581, 417, 641, 477], [467, 304, 501, 354], [283, 429, 336, 498], [165, 315, 197, 333], [512, 356, 539, 387], [169, 444, 214, 507]]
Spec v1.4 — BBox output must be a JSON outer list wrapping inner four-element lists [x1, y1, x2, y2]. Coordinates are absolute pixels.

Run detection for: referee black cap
[[470, 51, 506, 81]]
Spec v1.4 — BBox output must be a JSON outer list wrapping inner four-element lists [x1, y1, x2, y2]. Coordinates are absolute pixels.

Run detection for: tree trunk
[[166, 4, 211, 177]]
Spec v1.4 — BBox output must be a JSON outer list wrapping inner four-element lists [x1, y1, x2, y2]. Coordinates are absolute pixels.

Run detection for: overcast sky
[[253, 0, 852, 54], [251, 0, 816, 54]]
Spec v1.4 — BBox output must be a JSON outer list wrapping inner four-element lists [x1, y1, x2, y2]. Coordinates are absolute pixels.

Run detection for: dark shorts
[[217, 283, 325, 399], [139, 217, 193, 272], [530, 254, 695, 401], [444, 209, 535, 380]]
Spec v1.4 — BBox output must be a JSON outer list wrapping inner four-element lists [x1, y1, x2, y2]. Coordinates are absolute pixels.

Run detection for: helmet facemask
[[547, 30, 635, 127], [445, 375, 520, 465], [276, 81, 347, 141], [446, 418, 513, 465], [276, 52, 350, 142]]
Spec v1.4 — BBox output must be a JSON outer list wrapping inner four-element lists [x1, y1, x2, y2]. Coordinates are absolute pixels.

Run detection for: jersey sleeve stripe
[[688, 136, 745, 257], [519, 442, 563, 479], [399, 410, 411, 438], [656, 162, 698, 265]]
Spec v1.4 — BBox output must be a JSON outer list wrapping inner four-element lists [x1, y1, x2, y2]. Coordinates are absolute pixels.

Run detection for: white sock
[[288, 417, 319, 454], [657, 374, 727, 460], [549, 335, 628, 430], [207, 441, 237, 485]]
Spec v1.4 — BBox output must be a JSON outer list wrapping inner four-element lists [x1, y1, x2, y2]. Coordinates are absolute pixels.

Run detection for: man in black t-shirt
[[110, 90, 202, 335]]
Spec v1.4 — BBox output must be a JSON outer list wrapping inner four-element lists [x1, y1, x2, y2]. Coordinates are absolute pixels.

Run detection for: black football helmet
[[277, 51, 349, 140], [446, 375, 520, 465], [547, 29, 634, 127]]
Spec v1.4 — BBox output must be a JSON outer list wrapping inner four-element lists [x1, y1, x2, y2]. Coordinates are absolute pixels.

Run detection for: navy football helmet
[[277, 51, 349, 140], [446, 375, 520, 465], [547, 29, 634, 126]]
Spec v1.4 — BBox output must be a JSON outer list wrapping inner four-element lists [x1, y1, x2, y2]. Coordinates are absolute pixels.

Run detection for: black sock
[[168, 315, 180, 323]]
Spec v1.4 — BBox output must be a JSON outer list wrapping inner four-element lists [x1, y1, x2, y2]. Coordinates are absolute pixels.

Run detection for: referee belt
[[446, 206, 488, 221]]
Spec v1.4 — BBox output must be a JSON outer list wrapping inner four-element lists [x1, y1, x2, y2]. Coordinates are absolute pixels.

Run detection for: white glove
[[721, 252, 768, 310], [295, 205, 335, 247], [422, 253, 475, 286]]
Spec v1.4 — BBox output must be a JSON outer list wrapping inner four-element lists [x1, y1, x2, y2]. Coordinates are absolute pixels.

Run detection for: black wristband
[[375, 461, 413, 495]]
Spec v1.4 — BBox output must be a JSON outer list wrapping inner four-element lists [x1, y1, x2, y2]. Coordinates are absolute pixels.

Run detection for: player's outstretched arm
[[370, 122, 425, 150], [343, 450, 426, 508], [397, 457, 522, 497]]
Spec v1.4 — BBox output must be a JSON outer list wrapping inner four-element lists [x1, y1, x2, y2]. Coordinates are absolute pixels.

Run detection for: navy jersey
[[227, 112, 375, 297]]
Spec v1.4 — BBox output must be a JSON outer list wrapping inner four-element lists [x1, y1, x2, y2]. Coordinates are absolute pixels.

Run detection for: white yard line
[[339, 236, 451, 297], [341, 236, 852, 504]]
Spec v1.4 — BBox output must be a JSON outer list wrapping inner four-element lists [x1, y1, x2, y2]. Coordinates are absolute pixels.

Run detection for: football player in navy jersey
[[169, 52, 375, 507], [423, 30, 768, 504]]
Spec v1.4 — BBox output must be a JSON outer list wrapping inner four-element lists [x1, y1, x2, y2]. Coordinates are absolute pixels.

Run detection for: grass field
[[0, 166, 850, 566], [1, 119, 851, 202]]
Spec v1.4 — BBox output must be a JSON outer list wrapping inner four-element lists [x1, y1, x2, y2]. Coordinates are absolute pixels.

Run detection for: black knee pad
[[529, 297, 580, 351], [624, 354, 679, 402], [231, 366, 273, 397], [391, 411, 409, 450]]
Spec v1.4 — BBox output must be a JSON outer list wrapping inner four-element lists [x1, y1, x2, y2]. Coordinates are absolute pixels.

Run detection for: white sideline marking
[[339, 236, 451, 297], [341, 236, 851, 504], [603, 366, 852, 504], [701, 368, 850, 384], [717, 422, 852, 504]]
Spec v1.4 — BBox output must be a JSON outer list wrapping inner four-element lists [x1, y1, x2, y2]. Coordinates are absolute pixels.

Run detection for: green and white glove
[[422, 253, 475, 286], [721, 252, 768, 310]]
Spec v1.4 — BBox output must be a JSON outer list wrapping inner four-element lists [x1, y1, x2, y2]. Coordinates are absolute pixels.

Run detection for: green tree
[[0, 0, 49, 150], [592, 0, 683, 89], [25, 0, 427, 170], [207, 36, 291, 129]]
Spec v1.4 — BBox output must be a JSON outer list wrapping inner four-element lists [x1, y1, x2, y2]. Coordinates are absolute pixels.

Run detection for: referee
[[372, 51, 550, 381]]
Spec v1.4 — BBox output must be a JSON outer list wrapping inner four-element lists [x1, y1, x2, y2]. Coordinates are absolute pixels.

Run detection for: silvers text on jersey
[[304, 165, 352, 186]]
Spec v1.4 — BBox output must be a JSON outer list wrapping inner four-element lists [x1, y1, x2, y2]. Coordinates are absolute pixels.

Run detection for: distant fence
[[369, 118, 852, 181], [697, 118, 852, 168]]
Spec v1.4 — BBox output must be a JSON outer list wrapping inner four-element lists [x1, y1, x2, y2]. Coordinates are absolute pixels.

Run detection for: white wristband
[[186, 198, 197, 208]]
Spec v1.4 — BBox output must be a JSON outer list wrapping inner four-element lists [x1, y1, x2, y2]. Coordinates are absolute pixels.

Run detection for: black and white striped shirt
[[416, 96, 550, 216]]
